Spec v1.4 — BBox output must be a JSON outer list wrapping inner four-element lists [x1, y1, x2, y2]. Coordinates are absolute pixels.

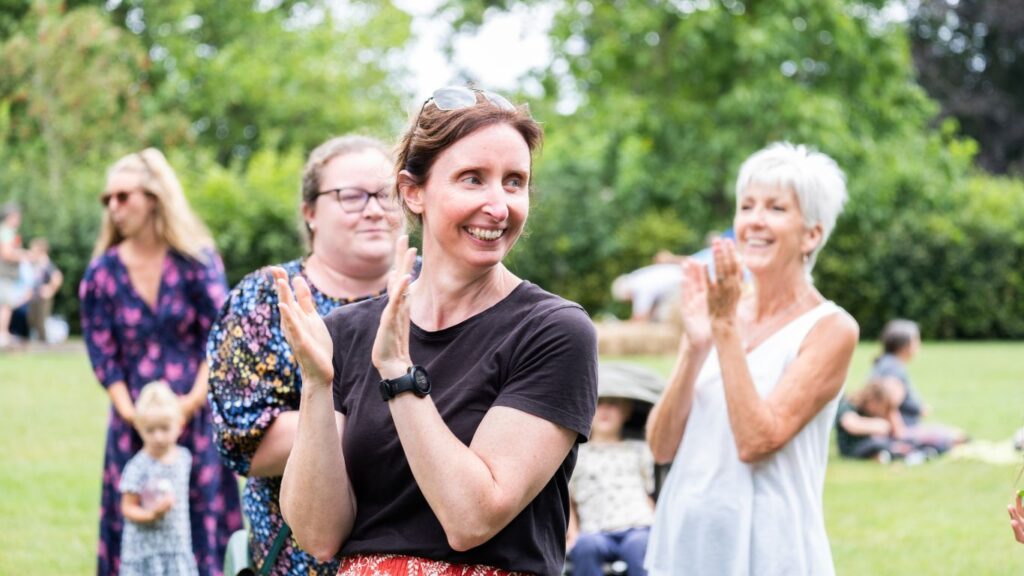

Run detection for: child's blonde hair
[[135, 381, 181, 423]]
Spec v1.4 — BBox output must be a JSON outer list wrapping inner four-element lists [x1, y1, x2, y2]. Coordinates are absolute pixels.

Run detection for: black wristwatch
[[379, 365, 431, 402]]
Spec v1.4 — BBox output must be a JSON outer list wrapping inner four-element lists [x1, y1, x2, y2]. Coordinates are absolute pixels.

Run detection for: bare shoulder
[[804, 306, 859, 353]]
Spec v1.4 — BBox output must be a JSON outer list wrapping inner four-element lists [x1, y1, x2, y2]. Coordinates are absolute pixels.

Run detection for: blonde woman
[[79, 148, 242, 576]]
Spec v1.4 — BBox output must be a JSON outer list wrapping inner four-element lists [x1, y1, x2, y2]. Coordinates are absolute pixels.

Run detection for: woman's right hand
[[272, 267, 334, 388], [1008, 493, 1024, 543], [679, 258, 713, 351]]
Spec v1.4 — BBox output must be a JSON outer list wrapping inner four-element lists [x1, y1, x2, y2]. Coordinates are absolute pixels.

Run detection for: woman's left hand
[[707, 238, 743, 323], [372, 235, 419, 380], [1008, 492, 1024, 543]]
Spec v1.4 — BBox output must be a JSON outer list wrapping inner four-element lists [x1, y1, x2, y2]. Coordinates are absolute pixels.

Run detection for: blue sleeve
[[207, 269, 299, 476]]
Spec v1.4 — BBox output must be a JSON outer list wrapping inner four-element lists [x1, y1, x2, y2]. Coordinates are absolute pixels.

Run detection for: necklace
[[742, 289, 817, 352]]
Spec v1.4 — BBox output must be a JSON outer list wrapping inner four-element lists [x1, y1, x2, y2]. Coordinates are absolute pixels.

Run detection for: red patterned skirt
[[337, 554, 530, 576]]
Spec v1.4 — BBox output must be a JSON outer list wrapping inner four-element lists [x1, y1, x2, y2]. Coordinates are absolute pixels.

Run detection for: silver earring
[[307, 222, 316, 231]]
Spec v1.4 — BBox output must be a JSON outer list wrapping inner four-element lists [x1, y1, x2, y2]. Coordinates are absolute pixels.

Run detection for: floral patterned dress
[[208, 258, 395, 576], [80, 246, 243, 576]]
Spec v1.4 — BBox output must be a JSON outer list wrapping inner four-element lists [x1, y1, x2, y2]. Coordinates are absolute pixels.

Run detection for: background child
[[835, 377, 914, 461], [119, 381, 198, 576], [568, 364, 659, 576]]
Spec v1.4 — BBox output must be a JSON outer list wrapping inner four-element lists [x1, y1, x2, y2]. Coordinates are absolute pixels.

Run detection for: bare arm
[[271, 267, 355, 561], [838, 411, 892, 437], [646, 339, 709, 464], [181, 362, 209, 423], [121, 492, 172, 524], [645, 259, 713, 464], [714, 312, 859, 462], [249, 411, 299, 477], [107, 381, 136, 424], [388, 398, 576, 551], [704, 240, 858, 463]]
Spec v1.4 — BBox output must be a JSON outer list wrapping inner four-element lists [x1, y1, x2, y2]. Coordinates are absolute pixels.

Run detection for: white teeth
[[467, 227, 504, 241], [746, 239, 771, 246]]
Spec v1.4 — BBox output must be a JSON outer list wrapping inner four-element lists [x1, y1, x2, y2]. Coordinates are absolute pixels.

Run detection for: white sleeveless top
[[645, 302, 842, 576]]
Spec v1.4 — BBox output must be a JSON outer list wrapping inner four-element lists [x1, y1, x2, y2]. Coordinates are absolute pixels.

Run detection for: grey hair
[[735, 142, 847, 275]]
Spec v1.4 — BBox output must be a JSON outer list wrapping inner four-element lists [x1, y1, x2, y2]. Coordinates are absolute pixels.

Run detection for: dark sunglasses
[[100, 189, 148, 208]]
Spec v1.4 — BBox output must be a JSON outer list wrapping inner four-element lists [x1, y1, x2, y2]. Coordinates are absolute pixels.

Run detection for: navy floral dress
[[208, 258, 397, 576], [80, 246, 243, 576]]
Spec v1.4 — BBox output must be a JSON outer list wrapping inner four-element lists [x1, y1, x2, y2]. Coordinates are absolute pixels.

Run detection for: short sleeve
[[119, 456, 145, 495], [493, 305, 598, 441], [207, 269, 299, 476], [79, 257, 125, 388]]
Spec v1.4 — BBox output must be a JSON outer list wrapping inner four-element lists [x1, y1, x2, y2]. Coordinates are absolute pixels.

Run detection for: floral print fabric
[[80, 246, 243, 576], [208, 258, 384, 576]]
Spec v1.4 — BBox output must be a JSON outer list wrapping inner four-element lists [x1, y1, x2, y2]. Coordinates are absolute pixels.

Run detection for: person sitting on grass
[[568, 393, 655, 576], [872, 319, 968, 452], [835, 377, 916, 462], [119, 381, 199, 576]]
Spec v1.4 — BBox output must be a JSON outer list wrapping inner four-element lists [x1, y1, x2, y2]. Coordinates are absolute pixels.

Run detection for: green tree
[[98, 0, 414, 162], [443, 0, 1018, 339]]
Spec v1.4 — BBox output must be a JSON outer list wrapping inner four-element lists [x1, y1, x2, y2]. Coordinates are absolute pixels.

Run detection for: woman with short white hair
[[645, 142, 859, 575]]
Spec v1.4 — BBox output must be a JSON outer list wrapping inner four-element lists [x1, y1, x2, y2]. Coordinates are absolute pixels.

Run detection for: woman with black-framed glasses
[[275, 88, 598, 576], [208, 135, 411, 576]]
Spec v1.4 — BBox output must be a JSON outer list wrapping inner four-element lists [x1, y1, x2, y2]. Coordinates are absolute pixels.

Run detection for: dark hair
[[395, 91, 543, 224], [879, 319, 920, 356], [300, 135, 392, 245]]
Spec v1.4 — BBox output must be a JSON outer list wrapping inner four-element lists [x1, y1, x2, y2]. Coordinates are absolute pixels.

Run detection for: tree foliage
[[446, 0, 1023, 338], [0, 0, 413, 330], [909, 0, 1024, 175]]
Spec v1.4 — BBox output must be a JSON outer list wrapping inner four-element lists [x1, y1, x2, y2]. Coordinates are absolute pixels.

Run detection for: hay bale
[[595, 320, 682, 356]]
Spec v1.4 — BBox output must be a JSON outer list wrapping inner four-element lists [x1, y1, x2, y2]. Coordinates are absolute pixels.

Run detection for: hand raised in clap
[[678, 258, 713, 351], [372, 235, 418, 380], [272, 267, 334, 388], [707, 238, 744, 323]]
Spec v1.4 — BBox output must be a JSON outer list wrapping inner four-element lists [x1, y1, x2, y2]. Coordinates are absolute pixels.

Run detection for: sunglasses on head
[[426, 86, 516, 112], [412, 86, 517, 130]]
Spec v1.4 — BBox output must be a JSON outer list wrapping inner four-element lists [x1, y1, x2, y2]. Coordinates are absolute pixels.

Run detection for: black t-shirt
[[326, 281, 598, 575]]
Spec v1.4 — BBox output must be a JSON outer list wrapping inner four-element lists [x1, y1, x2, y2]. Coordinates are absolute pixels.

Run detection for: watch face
[[413, 368, 429, 389]]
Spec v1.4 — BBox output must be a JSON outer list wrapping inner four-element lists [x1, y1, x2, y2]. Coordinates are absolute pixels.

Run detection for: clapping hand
[[707, 238, 743, 323], [272, 267, 334, 388], [678, 258, 712, 350], [1008, 492, 1024, 544], [372, 235, 418, 380]]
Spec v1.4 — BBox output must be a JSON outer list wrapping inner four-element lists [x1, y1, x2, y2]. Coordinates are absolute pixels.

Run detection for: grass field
[[2, 342, 1023, 574]]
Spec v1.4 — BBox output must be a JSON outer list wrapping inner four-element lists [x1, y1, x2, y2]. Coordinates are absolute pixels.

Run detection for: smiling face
[[403, 123, 531, 273], [103, 170, 157, 240], [734, 183, 822, 276], [304, 149, 403, 271]]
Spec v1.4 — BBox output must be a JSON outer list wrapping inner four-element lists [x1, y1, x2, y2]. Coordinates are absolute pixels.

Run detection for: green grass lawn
[[2, 342, 1023, 575]]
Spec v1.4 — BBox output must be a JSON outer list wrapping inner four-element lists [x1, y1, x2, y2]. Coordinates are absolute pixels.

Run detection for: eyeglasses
[[100, 189, 146, 208], [316, 185, 400, 213]]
